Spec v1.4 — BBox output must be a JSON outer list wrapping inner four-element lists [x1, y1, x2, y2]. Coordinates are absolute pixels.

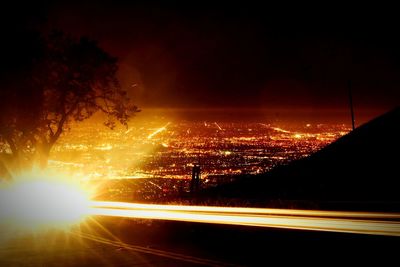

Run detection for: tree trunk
[[4, 136, 21, 173], [0, 159, 13, 180], [39, 144, 52, 169]]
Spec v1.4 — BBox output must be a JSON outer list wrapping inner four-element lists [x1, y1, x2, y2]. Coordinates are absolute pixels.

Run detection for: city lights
[[49, 119, 349, 182]]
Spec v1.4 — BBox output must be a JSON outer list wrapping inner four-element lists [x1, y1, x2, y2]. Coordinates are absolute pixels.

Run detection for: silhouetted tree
[[0, 30, 139, 173], [0, 30, 44, 173]]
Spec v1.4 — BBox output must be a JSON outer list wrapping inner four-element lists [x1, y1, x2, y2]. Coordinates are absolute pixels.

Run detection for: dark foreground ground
[[1, 216, 399, 266]]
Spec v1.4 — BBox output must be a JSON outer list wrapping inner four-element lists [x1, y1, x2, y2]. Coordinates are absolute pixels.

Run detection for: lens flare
[[1, 171, 400, 239], [0, 170, 91, 233]]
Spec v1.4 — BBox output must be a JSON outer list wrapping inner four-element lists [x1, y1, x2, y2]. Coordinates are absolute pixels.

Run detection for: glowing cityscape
[[49, 118, 350, 182]]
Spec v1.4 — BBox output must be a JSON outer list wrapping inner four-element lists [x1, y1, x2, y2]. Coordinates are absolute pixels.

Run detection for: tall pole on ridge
[[348, 80, 355, 131]]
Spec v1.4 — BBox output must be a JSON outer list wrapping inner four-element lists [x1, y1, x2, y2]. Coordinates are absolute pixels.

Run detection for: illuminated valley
[[45, 114, 350, 200]]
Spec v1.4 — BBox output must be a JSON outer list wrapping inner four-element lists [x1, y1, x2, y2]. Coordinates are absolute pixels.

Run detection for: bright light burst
[[0, 170, 91, 233], [1, 170, 400, 241]]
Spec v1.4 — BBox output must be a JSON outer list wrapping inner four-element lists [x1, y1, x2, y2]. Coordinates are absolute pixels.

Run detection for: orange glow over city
[[47, 111, 350, 184]]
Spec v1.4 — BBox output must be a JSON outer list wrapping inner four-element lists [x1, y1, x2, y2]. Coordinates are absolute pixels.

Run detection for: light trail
[[91, 201, 400, 219], [147, 122, 171, 139], [89, 201, 400, 237], [270, 126, 291, 133], [124, 128, 133, 134], [214, 122, 223, 131], [2, 172, 399, 239]]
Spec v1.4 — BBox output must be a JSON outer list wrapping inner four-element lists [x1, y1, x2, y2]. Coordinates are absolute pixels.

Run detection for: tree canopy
[[0, 30, 139, 174]]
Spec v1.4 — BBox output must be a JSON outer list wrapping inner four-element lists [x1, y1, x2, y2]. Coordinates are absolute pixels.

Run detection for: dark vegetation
[[0, 29, 138, 176]]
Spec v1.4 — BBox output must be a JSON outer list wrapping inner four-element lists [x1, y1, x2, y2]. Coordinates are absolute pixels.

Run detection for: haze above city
[[7, 1, 400, 116]]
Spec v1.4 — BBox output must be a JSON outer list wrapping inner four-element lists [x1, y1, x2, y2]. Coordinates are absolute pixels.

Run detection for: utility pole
[[348, 80, 355, 131]]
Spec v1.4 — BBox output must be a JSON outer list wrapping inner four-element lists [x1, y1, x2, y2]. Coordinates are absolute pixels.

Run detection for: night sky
[[4, 1, 400, 114]]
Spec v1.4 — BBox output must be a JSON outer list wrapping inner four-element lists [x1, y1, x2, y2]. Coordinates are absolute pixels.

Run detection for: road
[[1, 203, 400, 266]]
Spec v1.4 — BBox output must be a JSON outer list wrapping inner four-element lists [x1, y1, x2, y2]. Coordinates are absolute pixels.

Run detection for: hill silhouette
[[200, 107, 400, 209]]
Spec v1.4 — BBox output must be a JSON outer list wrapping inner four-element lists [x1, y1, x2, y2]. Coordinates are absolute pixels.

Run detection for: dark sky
[[5, 1, 400, 113]]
